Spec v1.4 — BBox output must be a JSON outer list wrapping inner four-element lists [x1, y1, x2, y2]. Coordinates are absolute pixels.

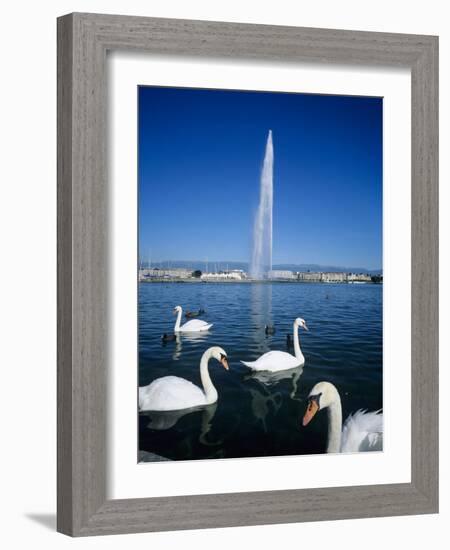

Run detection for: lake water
[[139, 282, 383, 460]]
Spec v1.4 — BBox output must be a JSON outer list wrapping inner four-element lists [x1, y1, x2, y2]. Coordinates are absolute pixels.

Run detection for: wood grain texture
[[57, 12, 439, 537], [410, 36, 439, 506], [57, 13, 74, 535]]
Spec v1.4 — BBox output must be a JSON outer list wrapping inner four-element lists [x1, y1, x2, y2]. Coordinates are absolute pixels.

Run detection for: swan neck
[[200, 350, 218, 404], [326, 396, 342, 453], [293, 322, 303, 360], [174, 308, 182, 331]]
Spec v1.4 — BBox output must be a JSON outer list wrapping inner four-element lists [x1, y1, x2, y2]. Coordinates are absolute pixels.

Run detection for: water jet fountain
[[250, 130, 274, 280]]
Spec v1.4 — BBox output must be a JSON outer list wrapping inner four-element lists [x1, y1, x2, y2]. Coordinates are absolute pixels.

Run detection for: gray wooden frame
[[57, 12, 438, 537]]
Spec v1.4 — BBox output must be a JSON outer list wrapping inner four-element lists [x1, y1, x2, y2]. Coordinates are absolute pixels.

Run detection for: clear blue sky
[[139, 86, 382, 270]]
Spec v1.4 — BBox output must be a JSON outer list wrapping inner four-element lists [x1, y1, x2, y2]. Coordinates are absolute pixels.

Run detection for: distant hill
[[141, 260, 382, 275]]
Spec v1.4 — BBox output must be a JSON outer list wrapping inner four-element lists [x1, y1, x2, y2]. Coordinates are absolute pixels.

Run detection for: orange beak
[[220, 357, 229, 370], [302, 399, 319, 426]]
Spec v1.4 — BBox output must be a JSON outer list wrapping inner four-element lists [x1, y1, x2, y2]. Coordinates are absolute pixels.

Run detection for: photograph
[[1, 1, 440, 542], [137, 85, 383, 462]]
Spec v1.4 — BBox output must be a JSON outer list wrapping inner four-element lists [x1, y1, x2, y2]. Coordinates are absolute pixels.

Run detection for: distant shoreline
[[139, 278, 382, 285]]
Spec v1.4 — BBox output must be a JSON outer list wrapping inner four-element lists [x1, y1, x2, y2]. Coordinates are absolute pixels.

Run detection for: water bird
[[185, 309, 205, 318], [302, 381, 383, 453], [161, 333, 176, 342], [173, 305, 213, 332], [241, 317, 308, 372], [138, 347, 229, 411], [265, 324, 276, 335]]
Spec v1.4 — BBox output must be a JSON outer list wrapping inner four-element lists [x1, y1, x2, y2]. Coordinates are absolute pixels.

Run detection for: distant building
[[295, 271, 375, 283], [268, 270, 294, 280], [138, 265, 379, 284], [139, 268, 192, 280], [297, 272, 323, 282], [321, 272, 347, 283], [347, 272, 372, 283], [201, 270, 246, 281]]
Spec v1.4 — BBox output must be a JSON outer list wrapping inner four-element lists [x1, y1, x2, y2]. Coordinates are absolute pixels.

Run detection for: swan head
[[173, 305, 182, 314], [294, 317, 309, 331], [302, 381, 339, 426], [209, 346, 229, 370]]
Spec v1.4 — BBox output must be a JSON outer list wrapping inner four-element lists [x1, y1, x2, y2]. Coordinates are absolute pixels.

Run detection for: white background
[[0, 1, 447, 549]]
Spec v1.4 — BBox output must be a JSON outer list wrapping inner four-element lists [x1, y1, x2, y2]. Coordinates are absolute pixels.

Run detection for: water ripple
[[139, 282, 382, 460]]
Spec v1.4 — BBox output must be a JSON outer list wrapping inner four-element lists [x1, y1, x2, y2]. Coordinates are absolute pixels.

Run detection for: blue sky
[[139, 87, 382, 270]]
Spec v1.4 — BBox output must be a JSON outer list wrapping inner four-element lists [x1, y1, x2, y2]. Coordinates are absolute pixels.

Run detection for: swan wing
[[341, 409, 383, 453], [241, 351, 302, 372], [139, 376, 206, 411], [179, 319, 213, 332]]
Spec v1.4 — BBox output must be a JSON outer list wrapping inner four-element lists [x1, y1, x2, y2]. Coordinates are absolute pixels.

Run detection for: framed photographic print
[[57, 13, 438, 536]]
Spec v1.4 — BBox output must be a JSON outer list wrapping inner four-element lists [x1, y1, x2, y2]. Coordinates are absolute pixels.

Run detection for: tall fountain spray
[[250, 130, 274, 279]]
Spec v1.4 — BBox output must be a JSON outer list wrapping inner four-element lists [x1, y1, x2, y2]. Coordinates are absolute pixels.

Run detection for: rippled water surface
[[139, 282, 382, 460]]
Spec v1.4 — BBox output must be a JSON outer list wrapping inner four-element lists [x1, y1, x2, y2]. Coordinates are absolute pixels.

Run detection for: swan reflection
[[246, 366, 304, 400], [161, 333, 183, 360], [198, 402, 220, 446], [181, 331, 210, 344], [161, 331, 211, 361], [141, 401, 218, 438], [248, 384, 282, 432], [141, 402, 220, 457], [141, 406, 202, 430]]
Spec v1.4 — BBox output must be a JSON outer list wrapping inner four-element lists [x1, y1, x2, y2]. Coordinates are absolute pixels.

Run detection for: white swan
[[302, 381, 383, 453], [241, 317, 308, 372], [173, 305, 213, 332], [138, 346, 228, 411]]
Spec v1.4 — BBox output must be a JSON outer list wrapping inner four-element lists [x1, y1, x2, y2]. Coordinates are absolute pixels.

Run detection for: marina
[[138, 267, 381, 284]]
